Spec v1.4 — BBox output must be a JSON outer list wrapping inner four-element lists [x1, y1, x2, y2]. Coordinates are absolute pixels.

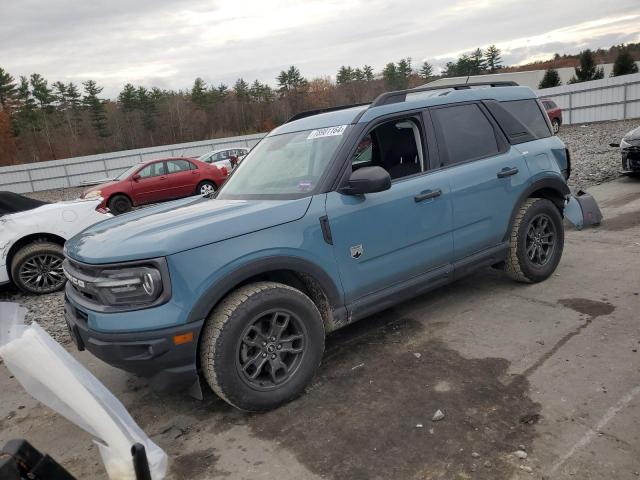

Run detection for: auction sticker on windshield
[[307, 125, 348, 140]]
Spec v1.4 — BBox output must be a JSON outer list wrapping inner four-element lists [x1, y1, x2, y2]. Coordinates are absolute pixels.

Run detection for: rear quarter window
[[500, 99, 551, 139]]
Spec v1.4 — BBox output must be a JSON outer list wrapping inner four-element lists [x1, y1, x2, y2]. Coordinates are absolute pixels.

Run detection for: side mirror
[[132, 174, 141, 181], [340, 166, 391, 195]]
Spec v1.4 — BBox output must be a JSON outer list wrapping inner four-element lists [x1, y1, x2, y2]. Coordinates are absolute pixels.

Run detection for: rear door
[[165, 159, 198, 198], [131, 161, 168, 205], [429, 103, 530, 261]]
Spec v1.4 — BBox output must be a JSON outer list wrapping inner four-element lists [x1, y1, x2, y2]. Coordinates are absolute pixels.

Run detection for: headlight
[[63, 258, 170, 310], [84, 190, 102, 199], [95, 266, 163, 306]]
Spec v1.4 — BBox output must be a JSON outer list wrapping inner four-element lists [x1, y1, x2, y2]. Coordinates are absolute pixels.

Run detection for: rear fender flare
[[503, 176, 570, 242]]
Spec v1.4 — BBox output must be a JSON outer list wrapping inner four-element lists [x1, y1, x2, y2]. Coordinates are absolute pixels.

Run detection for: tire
[[200, 281, 325, 412], [107, 194, 132, 215], [505, 198, 564, 283], [11, 241, 66, 294], [552, 119, 560, 134], [196, 181, 216, 196]]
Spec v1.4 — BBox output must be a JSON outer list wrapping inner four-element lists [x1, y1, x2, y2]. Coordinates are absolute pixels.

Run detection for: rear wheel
[[200, 282, 325, 411], [196, 181, 216, 196], [505, 198, 564, 283], [552, 119, 560, 134], [107, 194, 132, 215], [11, 242, 65, 294]]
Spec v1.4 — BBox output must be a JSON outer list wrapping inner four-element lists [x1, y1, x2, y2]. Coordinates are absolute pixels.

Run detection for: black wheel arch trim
[[186, 255, 344, 324], [502, 176, 570, 242]]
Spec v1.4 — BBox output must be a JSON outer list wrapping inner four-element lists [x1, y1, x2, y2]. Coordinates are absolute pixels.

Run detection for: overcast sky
[[2, 0, 639, 98]]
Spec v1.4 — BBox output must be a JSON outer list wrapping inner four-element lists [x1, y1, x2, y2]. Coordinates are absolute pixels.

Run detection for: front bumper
[[620, 148, 640, 174], [64, 289, 204, 393]]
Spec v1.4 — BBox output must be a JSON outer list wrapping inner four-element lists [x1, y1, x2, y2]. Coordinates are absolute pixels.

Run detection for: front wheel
[[11, 241, 66, 294], [200, 282, 325, 411], [108, 194, 132, 215], [505, 198, 564, 283]]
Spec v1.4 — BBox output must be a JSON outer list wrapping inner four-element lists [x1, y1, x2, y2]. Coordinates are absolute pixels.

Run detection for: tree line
[[539, 46, 639, 89], [0, 43, 638, 166]]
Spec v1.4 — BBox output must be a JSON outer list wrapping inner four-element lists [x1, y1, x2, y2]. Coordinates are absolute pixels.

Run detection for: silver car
[[198, 148, 249, 172]]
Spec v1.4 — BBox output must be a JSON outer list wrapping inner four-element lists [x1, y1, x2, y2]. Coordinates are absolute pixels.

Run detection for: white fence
[[534, 72, 640, 125], [0, 133, 266, 194]]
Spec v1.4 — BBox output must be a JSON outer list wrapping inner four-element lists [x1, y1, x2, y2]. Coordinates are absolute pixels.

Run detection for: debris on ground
[[415, 423, 423, 428], [471, 452, 480, 458], [432, 409, 445, 421], [351, 363, 364, 370], [514, 450, 528, 459], [413, 352, 422, 358], [520, 465, 533, 473]]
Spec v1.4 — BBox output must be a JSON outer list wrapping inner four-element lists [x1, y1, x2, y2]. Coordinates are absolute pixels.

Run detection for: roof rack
[[370, 81, 519, 108], [285, 102, 369, 124]]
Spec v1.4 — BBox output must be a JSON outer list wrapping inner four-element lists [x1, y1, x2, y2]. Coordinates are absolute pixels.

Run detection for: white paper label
[[307, 125, 348, 140]]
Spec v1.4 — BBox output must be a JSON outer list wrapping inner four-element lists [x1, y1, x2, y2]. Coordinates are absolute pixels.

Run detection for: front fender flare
[[186, 255, 344, 324]]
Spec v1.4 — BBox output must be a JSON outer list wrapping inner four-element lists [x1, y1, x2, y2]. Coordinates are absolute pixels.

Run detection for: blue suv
[[63, 82, 571, 411]]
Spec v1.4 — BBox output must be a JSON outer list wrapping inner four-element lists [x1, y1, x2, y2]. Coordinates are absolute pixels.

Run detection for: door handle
[[497, 167, 519, 178], [414, 189, 442, 202], [160, 176, 167, 179]]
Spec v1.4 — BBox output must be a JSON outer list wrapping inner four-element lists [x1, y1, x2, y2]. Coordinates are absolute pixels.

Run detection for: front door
[[325, 114, 454, 306], [131, 161, 168, 205]]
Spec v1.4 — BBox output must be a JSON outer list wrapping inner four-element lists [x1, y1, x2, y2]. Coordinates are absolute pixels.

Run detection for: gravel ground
[[1, 118, 637, 343], [557, 118, 637, 188]]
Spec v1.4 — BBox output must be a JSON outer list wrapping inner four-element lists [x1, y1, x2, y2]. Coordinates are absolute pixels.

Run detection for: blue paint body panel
[[63, 84, 572, 394]]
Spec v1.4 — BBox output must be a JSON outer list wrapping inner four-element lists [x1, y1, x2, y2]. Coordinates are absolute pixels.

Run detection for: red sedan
[[81, 157, 228, 214]]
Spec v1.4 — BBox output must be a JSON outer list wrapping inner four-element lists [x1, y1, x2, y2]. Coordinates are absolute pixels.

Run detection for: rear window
[[431, 104, 500, 167], [500, 99, 551, 139]]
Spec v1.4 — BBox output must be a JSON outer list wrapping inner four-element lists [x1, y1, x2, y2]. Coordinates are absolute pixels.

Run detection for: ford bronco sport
[[63, 81, 571, 411]]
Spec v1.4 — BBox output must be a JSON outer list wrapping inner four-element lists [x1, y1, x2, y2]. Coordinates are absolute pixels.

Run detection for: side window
[[500, 99, 551, 139], [138, 162, 166, 178], [351, 117, 425, 180], [431, 104, 499, 167], [166, 159, 191, 174]]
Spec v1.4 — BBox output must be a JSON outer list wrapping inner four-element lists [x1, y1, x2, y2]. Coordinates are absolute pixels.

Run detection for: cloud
[[2, 0, 639, 98]]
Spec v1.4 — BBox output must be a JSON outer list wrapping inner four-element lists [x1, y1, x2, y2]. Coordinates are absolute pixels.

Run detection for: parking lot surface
[[1, 173, 639, 478]]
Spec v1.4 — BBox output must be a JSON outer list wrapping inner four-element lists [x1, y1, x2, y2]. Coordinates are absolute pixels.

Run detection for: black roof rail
[[370, 81, 519, 108], [285, 102, 369, 124]]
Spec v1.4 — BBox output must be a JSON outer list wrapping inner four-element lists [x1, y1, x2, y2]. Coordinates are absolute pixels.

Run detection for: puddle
[[248, 315, 540, 480]]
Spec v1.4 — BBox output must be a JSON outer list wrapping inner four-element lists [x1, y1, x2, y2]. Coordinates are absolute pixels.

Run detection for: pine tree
[[233, 78, 250, 102], [362, 65, 374, 81], [29, 74, 56, 158], [336, 66, 353, 85], [382, 62, 398, 89], [569, 49, 604, 83], [471, 48, 486, 74], [612, 48, 639, 76], [191, 78, 208, 108], [136, 86, 158, 135], [118, 83, 139, 112], [82, 79, 110, 139], [419, 61, 434, 80], [538, 68, 561, 89], [0, 67, 17, 110], [396, 58, 412, 89], [484, 45, 503, 72], [353, 68, 365, 82]]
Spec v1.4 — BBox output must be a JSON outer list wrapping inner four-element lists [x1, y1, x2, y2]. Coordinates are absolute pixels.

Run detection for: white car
[[0, 192, 112, 295], [197, 147, 249, 172]]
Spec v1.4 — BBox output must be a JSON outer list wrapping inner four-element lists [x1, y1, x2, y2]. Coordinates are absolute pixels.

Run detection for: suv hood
[[65, 196, 312, 264]]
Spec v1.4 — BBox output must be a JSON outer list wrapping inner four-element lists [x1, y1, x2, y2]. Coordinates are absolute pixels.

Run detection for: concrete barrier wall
[[0, 133, 266, 193]]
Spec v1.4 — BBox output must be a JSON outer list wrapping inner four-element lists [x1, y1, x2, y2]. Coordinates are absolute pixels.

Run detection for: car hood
[[1, 198, 102, 222], [82, 180, 119, 197], [65, 195, 313, 264], [622, 126, 640, 146]]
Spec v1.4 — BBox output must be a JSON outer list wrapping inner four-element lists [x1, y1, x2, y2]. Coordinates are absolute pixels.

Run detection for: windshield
[[197, 152, 211, 161], [115, 164, 141, 180], [218, 125, 350, 198]]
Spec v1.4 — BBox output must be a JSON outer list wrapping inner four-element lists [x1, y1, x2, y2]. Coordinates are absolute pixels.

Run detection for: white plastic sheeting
[[0, 302, 167, 480]]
